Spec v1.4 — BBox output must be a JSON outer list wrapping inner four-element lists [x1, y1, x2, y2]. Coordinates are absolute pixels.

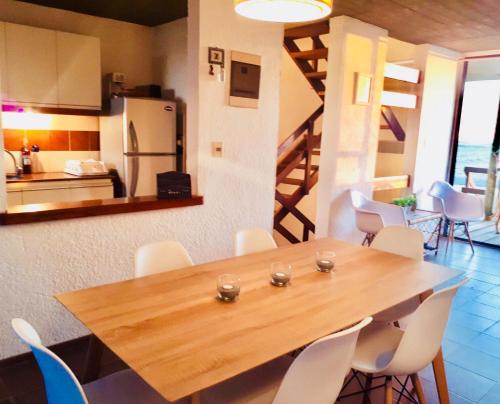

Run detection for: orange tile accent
[[69, 131, 90, 151], [27, 130, 51, 151], [89, 131, 100, 151], [48, 131, 70, 151], [3, 129, 25, 150], [3, 129, 99, 151]]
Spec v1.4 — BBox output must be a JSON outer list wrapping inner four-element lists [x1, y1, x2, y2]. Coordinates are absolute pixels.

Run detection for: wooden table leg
[[191, 391, 201, 404], [419, 290, 450, 404], [82, 334, 104, 383]]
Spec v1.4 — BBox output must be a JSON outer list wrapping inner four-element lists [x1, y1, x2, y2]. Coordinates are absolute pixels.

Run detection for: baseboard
[[0, 334, 91, 369]]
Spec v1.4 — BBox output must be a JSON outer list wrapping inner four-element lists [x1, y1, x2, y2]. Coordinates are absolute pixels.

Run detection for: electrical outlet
[[212, 142, 223, 157]]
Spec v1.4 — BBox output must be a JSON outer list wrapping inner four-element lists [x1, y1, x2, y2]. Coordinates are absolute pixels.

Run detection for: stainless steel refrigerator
[[100, 97, 177, 197]]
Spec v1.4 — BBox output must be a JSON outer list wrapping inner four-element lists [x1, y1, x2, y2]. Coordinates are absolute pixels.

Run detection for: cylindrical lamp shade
[[234, 0, 333, 23]]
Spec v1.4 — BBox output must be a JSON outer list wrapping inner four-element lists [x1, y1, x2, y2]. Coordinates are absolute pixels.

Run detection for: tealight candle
[[315, 251, 336, 273], [270, 262, 292, 287], [217, 274, 240, 302]]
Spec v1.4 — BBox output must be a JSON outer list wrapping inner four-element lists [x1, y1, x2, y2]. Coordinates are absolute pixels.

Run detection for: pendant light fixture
[[234, 0, 333, 23]]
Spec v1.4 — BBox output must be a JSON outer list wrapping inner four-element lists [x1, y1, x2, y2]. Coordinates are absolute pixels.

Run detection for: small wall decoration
[[353, 72, 372, 105], [229, 51, 261, 109], [208, 47, 225, 80]]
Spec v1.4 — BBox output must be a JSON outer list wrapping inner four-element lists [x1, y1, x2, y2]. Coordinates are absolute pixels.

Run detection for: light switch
[[212, 142, 223, 157]]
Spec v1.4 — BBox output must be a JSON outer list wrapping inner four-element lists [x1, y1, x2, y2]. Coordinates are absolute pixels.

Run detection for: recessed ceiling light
[[234, 0, 333, 23]]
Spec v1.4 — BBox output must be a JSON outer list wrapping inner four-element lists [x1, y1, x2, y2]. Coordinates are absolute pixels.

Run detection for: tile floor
[[419, 240, 500, 404], [0, 239, 498, 403]]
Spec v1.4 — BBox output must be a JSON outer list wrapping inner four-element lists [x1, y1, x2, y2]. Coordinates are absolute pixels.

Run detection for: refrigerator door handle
[[128, 121, 140, 197], [129, 120, 139, 153]]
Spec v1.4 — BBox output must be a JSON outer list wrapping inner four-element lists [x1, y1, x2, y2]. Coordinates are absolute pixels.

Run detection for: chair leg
[[362, 374, 373, 404], [384, 376, 393, 404], [362, 234, 369, 246], [446, 220, 455, 254], [463, 222, 475, 254], [411, 373, 426, 404]]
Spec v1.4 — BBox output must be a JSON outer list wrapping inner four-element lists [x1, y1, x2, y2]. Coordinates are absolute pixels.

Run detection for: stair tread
[[281, 178, 303, 185], [317, 91, 325, 96], [305, 71, 327, 79], [297, 164, 319, 170], [290, 48, 328, 60], [284, 21, 330, 39], [311, 150, 320, 155]]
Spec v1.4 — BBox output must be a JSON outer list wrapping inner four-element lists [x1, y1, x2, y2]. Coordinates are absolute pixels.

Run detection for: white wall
[[278, 47, 322, 143], [153, 18, 188, 103], [0, 0, 283, 358], [0, 0, 154, 86], [316, 16, 387, 242], [405, 46, 460, 207]]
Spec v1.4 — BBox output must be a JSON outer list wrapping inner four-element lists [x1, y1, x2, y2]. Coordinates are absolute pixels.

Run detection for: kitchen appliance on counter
[[100, 97, 177, 197], [64, 159, 108, 176]]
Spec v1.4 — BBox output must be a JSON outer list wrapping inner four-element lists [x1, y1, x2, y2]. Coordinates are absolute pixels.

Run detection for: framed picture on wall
[[353, 72, 372, 105]]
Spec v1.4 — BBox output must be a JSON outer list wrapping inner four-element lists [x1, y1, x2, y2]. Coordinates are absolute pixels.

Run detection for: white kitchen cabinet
[[56, 31, 101, 108], [0, 23, 7, 101], [4, 23, 58, 106], [22, 188, 73, 205], [70, 184, 113, 201], [6, 190, 22, 207], [6, 177, 113, 207]]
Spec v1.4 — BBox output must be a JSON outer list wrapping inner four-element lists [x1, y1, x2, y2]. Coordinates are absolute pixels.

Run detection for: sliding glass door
[[450, 57, 500, 247]]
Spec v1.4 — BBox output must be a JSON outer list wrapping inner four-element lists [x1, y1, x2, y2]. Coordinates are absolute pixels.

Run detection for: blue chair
[[11, 318, 185, 404]]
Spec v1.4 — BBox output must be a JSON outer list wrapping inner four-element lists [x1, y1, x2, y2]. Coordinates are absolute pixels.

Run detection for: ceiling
[[18, 0, 500, 52], [326, 0, 500, 52], [18, 0, 188, 27]]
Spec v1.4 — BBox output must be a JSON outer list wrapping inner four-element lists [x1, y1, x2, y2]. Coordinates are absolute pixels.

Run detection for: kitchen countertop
[[6, 172, 113, 183]]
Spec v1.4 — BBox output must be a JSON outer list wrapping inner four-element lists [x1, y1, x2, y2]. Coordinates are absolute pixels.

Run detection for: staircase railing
[[276, 20, 411, 244], [275, 107, 323, 243]]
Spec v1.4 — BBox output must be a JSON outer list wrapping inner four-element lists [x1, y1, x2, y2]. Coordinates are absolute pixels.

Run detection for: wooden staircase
[[275, 21, 407, 244]]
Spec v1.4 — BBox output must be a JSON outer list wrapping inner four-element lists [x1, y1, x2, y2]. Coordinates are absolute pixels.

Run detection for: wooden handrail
[[277, 105, 324, 156], [381, 106, 406, 142]]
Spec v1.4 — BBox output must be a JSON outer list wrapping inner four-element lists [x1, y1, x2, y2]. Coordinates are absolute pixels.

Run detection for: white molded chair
[[352, 279, 467, 403], [429, 180, 483, 253], [11, 318, 183, 404], [371, 226, 424, 323], [135, 240, 193, 278], [201, 317, 373, 404], [235, 228, 277, 256], [350, 190, 407, 246]]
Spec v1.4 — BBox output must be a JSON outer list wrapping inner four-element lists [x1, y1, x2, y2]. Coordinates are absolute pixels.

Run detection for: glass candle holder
[[315, 251, 336, 273], [270, 262, 292, 287], [217, 274, 241, 302]]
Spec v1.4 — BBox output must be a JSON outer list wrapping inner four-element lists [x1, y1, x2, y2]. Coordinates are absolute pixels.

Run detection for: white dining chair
[[11, 318, 184, 404], [201, 317, 373, 404], [351, 279, 467, 403], [235, 228, 277, 256], [429, 180, 483, 253], [350, 190, 407, 246], [370, 226, 424, 324], [135, 240, 193, 278]]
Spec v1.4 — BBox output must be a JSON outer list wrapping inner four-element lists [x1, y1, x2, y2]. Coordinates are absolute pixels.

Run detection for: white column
[[316, 16, 387, 242], [0, 117, 5, 212], [404, 45, 461, 209]]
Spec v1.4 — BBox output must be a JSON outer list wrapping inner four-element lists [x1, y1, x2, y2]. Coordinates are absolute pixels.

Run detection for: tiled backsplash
[[3, 129, 100, 151]]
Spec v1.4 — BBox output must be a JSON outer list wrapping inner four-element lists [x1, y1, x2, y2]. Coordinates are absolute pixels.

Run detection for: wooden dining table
[[56, 238, 462, 403]]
